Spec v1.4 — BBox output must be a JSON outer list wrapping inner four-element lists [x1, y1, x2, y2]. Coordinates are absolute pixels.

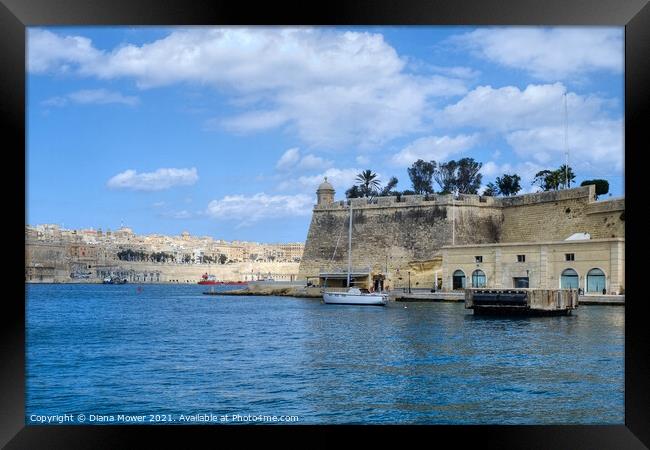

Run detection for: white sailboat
[[322, 206, 388, 306]]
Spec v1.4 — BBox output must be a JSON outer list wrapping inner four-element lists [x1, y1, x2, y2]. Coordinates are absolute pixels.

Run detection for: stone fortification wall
[[298, 194, 503, 279], [498, 186, 624, 242], [25, 242, 71, 281], [25, 239, 301, 283], [117, 261, 300, 283], [298, 185, 625, 280]]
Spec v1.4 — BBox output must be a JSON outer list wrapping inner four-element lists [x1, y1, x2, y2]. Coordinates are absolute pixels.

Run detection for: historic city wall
[[298, 185, 625, 282], [115, 261, 301, 283], [25, 240, 301, 283], [298, 194, 504, 280], [499, 186, 625, 242]]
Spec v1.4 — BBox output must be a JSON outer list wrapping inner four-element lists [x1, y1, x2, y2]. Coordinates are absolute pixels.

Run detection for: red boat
[[198, 273, 219, 285]]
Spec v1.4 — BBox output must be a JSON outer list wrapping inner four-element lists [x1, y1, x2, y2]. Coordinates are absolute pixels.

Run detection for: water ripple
[[26, 284, 624, 424]]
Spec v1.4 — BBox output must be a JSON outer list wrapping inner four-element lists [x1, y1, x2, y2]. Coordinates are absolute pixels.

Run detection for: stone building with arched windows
[[440, 237, 624, 295]]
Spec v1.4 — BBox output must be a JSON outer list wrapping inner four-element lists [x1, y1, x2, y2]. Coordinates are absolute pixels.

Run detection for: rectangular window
[[565, 253, 575, 261], [517, 254, 526, 262], [513, 277, 529, 288], [475, 256, 483, 263]]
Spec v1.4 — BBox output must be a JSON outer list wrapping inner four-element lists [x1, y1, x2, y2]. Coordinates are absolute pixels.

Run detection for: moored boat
[[323, 288, 388, 306], [103, 276, 127, 284], [198, 273, 219, 285], [322, 204, 388, 306]]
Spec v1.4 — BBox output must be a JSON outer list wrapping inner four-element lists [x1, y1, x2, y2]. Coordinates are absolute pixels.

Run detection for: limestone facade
[[298, 184, 625, 292], [441, 238, 624, 295], [25, 226, 304, 283]]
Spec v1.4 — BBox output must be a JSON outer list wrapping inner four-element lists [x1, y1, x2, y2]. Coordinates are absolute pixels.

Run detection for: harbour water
[[26, 284, 624, 424]]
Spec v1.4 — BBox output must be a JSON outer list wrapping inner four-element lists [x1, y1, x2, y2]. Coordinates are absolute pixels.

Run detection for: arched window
[[560, 268, 579, 289], [587, 268, 606, 293], [452, 270, 466, 290], [472, 269, 486, 288]]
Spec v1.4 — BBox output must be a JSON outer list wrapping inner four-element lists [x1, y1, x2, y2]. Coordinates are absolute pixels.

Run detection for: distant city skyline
[[25, 222, 303, 245], [27, 26, 624, 242]]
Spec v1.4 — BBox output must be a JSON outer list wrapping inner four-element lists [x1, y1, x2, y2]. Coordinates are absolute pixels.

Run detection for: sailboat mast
[[347, 206, 353, 288], [564, 93, 569, 188]]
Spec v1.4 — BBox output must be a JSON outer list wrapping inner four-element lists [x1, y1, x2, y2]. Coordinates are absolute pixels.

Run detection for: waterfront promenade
[[210, 283, 625, 305]]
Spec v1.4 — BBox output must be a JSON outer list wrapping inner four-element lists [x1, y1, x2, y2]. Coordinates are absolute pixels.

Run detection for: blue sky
[[27, 26, 624, 242]]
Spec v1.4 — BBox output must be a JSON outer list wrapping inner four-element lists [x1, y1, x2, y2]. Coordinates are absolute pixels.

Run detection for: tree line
[[345, 158, 610, 199], [116, 249, 229, 264]]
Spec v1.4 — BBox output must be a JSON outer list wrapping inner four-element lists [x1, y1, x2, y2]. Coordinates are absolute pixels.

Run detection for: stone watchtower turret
[[316, 177, 335, 206]]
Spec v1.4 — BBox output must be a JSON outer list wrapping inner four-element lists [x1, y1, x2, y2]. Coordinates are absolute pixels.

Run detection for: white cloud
[[205, 192, 314, 226], [390, 134, 479, 167], [42, 89, 139, 107], [451, 27, 623, 80], [480, 160, 547, 192], [275, 147, 332, 172], [107, 168, 199, 191], [506, 119, 624, 171], [355, 155, 370, 165], [441, 83, 606, 132], [27, 29, 102, 73], [298, 154, 332, 170], [275, 148, 301, 170], [295, 168, 366, 194], [29, 27, 470, 149], [275, 167, 368, 195], [221, 110, 289, 133], [481, 161, 504, 177], [426, 65, 481, 80], [439, 83, 623, 175]]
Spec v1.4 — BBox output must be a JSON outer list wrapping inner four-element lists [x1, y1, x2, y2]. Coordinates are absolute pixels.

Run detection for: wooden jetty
[[465, 288, 579, 316]]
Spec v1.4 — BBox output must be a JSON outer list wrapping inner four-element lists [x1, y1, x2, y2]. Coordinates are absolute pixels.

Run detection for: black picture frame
[[3, 0, 648, 447]]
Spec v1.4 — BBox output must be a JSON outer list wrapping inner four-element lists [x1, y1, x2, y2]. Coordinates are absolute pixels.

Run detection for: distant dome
[[317, 177, 334, 192]]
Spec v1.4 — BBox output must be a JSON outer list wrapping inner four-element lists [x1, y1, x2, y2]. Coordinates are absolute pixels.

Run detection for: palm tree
[[355, 170, 381, 197]]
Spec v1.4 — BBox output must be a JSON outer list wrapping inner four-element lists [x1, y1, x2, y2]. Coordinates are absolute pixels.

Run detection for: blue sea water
[[25, 284, 624, 425]]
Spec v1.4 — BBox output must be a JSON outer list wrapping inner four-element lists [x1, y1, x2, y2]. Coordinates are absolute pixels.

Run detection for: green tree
[[495, 174, 522, 196], [433, 158, 483, 194], [455, 158, 483, 194], [533, 165, 576, 191], [557, 164, 576, 189], [483, 182, 498, 196], [380, 176, 399, 196], [581, 179, 609, 198], [355, 170, 381, 197], [533, 169, 562, 191], [433, 160, 458, 193], [345, 185, 362, 198], [218, 254, 228, 264], [407, 159, 436, 194]]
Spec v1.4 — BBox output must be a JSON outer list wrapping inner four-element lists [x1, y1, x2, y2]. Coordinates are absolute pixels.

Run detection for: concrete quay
[[392, 291, 464, 302], [391, 291, 624, 305], [204, 284, 322, 298], [204, 283, 625, 306], [578, 294, 624, 305]]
